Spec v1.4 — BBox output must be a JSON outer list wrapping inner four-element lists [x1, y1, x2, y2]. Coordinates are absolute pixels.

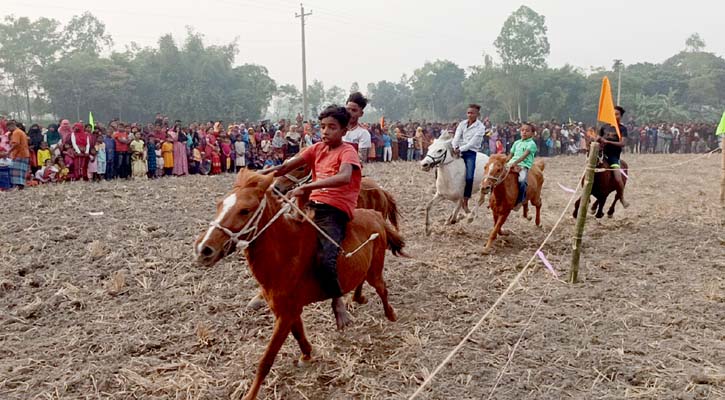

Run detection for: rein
[[282, 170, 312, 186], [482, 164, 511, 190], [208, 195, 291, 251], [423, 147, 452, 168]]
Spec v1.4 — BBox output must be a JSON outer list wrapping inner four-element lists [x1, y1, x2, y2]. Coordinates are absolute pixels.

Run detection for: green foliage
[[494, 5, 550, 71], [367, 78, 412, 121], [409, 60, 465, 121]]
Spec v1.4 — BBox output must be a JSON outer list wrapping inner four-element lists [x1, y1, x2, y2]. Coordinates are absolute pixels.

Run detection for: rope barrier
[[590, 148, 720, 173], [406, 167, 587, 400]]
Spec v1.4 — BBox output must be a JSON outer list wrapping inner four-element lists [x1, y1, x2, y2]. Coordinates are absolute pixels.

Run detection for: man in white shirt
[[452, 104, 486, 210], [344, 92, 372, 162]]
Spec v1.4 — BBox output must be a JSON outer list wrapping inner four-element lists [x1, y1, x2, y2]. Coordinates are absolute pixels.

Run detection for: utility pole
[[296, 3, 312, 121], [613, 59, 623, 105]]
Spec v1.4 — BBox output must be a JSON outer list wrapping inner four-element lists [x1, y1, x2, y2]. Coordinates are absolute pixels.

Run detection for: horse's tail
[[382, 188, 401, 229], [384, 221, 409, 258]]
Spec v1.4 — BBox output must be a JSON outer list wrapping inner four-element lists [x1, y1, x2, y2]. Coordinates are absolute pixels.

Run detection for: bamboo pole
[[569, 142, 599, 283], [720, 135, 725, 206]]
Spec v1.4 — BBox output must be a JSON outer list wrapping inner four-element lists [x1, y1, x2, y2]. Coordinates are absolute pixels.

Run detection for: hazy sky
[[4, 0, 724, 91]]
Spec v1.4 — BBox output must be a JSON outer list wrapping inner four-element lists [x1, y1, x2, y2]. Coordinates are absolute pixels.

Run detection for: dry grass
[[0, 154, 723, 399]]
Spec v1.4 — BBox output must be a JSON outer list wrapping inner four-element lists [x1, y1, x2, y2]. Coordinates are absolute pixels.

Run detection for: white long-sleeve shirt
[[71, 132, 90, 154], [452, 119, 485, 152]]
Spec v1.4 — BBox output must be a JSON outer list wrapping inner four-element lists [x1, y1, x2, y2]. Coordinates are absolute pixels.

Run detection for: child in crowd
[[35, 159, 59, 183], [62, 143, 75, 178], [146, 137, 157, 179], [155, 142, 163, 177], [191, 146, 202, 174], [210, 145, 221, 175], [130, 132, 147, 179], [87, 146, 98, 181], [95, 136, 106, 181], [37, 142, 52, 167], [220, 135, 232, 173], [199, 152, 211, 175], [54, 156, 70, 182], [161, 135, 174, 176]]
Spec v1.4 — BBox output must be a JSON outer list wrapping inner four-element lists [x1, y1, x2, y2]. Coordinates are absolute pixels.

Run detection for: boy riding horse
[[506, 123, 537, 211], [263, 105, 361, 330], [597, 105, 629, 208]]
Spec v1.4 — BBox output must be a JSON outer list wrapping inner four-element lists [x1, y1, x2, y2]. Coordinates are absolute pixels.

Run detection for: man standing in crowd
[[452, 104, 486, 211], [344, 92, 372, 163], [8, 120, 30, 189]]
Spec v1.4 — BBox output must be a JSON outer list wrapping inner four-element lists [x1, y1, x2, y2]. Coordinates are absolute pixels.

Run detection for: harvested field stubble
[[1, 153, 723, 399]]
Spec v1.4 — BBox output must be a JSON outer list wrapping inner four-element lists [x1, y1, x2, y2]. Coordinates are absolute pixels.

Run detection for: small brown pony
[[573, 160, 629, 219], [478, 154, 545, 254], [194, 169, 407, 400], [274, 164, 400, 229]]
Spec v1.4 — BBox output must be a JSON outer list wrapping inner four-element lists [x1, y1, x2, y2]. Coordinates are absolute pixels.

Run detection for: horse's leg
[[368, 274, 397, 322], [522, 203, 532, 221], [291, 316, 313, 367], [448, 200, 463, 225], [595, 196, 606, 219], [483, 211, 509, 254], [573, 197, 581, 219], [533, 198, 542, 227], [243, 317, 293, 400], [607, 195, 618, 218], [352, 283, 367, 304], [424, 193, 441, 235], [590, 198, 598, 215]]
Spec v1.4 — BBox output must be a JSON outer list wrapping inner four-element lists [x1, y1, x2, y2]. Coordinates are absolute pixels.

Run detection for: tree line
[[1, 7, 723, 125]]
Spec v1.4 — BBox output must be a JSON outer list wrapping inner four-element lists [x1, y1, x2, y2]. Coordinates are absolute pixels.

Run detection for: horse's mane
[[489, 154, 508, 163], [233, 168, 273, 191], [438, 130, 453, 141]]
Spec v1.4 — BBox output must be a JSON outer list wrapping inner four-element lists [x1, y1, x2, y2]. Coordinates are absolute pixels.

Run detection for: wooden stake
[[569, 142, 599, 283], [720, 135, 725, 206]]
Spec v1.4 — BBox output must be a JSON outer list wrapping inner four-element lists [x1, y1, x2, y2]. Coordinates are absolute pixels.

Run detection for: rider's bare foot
[[332, 297, 353, 331]]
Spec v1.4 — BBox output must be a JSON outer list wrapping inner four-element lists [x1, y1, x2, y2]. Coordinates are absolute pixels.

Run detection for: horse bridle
[[208, 196, 268, 248], [423, 146, 454, 168], [283, 170, 312, 186], [482, 164, 511, 191]]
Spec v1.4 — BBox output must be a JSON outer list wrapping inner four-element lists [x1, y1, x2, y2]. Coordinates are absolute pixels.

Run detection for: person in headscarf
[[59, 120, 72, 145], [44, 123, 62, 156], [71, 122, 90, 181], [28, 124, 44, 152]]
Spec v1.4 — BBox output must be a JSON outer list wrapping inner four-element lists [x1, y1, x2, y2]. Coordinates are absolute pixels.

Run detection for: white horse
[[420, 131, 489, 235]]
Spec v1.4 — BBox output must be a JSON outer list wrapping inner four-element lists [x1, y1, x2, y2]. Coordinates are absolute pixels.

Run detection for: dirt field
[[1, 153, 723, 400]]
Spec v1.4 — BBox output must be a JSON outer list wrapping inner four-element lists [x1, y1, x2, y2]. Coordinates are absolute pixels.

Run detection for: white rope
[[590, 148, 719, 173], [406, 167, 586, 400], [271, 187, 378, 258]]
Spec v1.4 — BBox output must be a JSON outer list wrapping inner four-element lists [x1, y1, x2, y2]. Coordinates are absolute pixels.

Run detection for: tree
[[494, 6, 550, 70], [409, 60, 465, 120], [685, 33, 706, 52], [349, 82, 359, 93], [270, 84, 302, 120], [61, 12, 113, 56], [0, 16, 62, 122], [493, 5, 550, 120], [325, 85, 346, 106], [368, 78, 412, 121], [307, 80, 326, 116]]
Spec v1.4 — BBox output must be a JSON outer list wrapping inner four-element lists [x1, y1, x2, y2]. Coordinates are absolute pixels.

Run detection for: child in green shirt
[[506, 123, 538, 210]]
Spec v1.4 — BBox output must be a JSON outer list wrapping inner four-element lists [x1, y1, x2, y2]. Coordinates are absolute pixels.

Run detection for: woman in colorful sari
[[169, 126, 189, 176]]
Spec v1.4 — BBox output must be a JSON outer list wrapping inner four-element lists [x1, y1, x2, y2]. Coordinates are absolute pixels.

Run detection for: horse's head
[[420, 131, 454, 171], [194, 169, 275, 267], [273, 164, 311, 194], [480, 154, 509, 194]]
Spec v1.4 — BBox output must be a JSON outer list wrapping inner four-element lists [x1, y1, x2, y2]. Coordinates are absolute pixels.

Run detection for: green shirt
[[508, 138, 537, 169]]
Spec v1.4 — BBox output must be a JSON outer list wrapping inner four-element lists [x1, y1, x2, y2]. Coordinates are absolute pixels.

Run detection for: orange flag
[[597, 76, 621, 140], [380, 116, 386, 130]]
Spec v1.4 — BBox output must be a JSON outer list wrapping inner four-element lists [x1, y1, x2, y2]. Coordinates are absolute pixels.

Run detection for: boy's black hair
[[614, 106, 625, 115], [319, 105, 351, 128], [346, 92, 368, 110], [468, 103, 481, 111], [521, 121, 536, 132]]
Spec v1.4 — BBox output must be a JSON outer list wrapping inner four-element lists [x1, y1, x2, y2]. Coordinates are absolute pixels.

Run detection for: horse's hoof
[[525, 216, 532, 221], [482, 247, 492, 255], [296, 355, 313, 368], [385, 308, 397, 322], [353, 294, 368, 305], [607, 213, 613, 219], [499, 230, 510, 236], [595, 213, 604, 219]]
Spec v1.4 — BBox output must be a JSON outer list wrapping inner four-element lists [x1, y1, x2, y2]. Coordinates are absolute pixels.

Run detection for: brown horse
[[194, 169, 407, 400], [573, 160, 629, 219], [274, 164, 400, 229], [478, 154, 545, 254]]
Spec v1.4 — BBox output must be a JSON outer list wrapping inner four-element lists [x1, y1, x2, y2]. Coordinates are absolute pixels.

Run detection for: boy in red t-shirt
[[264, 105, 361, 330]]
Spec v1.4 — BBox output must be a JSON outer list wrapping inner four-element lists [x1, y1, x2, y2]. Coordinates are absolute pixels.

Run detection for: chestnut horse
[[572, 160, 629, 219], [478, 154, 545, 254], [194, 169, 407, 400], [274, 164, 400, 229]]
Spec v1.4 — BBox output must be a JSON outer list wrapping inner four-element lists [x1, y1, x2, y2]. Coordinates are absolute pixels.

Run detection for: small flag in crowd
[[89, 111, 95, 131], [716, 110, 725, 136], [597, 77, 621, 140]]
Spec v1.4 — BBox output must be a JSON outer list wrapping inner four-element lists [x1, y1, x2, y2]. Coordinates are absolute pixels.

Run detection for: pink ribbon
[[536, 250, 558, 277], [620, 169, 629, 179], [557, 183, 576, 194]]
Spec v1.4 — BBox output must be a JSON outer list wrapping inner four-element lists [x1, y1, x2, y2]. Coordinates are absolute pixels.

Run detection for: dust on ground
[[1, 153, 723, 399]]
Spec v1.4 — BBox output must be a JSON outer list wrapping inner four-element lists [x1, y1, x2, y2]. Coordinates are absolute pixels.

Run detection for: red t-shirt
[[113, 131, 129, 152], [300, 142, 361, 219]]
